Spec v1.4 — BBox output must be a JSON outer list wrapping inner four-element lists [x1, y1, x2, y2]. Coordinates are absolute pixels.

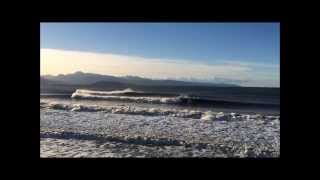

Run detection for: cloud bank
[[40, 48, 279, 87]]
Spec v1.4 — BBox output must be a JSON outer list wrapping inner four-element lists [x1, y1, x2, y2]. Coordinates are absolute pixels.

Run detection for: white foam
[[41, 100, 279, 121], [42, 102, 203, 119], [41, 109, 280, 157], [73, 88, 136, 96], [71, 104, 105, 112], [201, 111, 217, 121], [200, 111, 239, 121], [71, 89, 181, 104]]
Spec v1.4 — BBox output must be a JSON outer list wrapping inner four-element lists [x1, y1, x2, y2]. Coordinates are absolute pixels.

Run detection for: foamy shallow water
[[40, 107, 280, 158]]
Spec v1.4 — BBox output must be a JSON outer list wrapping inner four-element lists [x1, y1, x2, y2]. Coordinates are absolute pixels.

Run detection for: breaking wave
[[73, 88, 137, 96], [41, 101, 202, 119], [40, 101, 280, 121], [71, 89, 183, 104], [70, 89, 279, 108]]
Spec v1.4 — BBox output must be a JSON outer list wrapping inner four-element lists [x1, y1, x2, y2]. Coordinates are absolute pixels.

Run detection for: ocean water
[[40, 87, 280, 158], [41, 87, 280, 114]]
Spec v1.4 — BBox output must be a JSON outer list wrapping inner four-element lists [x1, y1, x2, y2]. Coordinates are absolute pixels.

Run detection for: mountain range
[[41, 71, 239, 93]]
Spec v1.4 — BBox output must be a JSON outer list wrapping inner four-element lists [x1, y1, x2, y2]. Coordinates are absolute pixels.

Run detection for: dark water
[[138, 86, 279, 104]]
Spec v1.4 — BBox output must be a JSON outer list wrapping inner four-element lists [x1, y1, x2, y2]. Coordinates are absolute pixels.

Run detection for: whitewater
[[40, 89, 280, 158], [71, 88, 185, 104]]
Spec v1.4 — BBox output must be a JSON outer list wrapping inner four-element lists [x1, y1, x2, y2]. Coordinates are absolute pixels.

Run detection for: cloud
[[40, 48, 279, 87]]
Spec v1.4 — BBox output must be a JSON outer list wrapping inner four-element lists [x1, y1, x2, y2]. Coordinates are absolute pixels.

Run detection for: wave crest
[[71, 89, 182, 104], [41, 102, 203, 119], [70, 89, 279, 108], [40, 101, 280, 121], [72, 88, 137, 96]]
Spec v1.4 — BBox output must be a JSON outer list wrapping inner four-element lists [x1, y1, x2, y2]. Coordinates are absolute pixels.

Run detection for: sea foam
[[40, 101, 279, 122], [73, 88, 136, 96], [42, 102, 202, 119], [71, 89, 182, 104]]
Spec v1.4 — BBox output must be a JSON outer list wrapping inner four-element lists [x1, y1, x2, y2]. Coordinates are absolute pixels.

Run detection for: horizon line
[[41, 71, 281, 88]]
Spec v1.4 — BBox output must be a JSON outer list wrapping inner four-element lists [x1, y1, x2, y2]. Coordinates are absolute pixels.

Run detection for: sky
[[40, 23, 280, 87]]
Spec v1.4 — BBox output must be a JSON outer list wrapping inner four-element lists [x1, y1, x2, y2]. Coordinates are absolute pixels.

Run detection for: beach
[[40, 100, 280, 158]]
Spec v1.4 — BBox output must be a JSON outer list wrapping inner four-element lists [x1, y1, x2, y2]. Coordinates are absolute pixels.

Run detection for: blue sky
[[40, 23, 280, 87]]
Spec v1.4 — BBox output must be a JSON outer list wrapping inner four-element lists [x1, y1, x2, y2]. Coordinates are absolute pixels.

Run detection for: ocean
[[41, 86, 280, 114], [40, 87, 280, 158]]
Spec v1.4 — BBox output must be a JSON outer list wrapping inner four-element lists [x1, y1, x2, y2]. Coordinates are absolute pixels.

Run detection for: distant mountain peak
[[74, 71, 84, 74], [123, 75, 147, 80]]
